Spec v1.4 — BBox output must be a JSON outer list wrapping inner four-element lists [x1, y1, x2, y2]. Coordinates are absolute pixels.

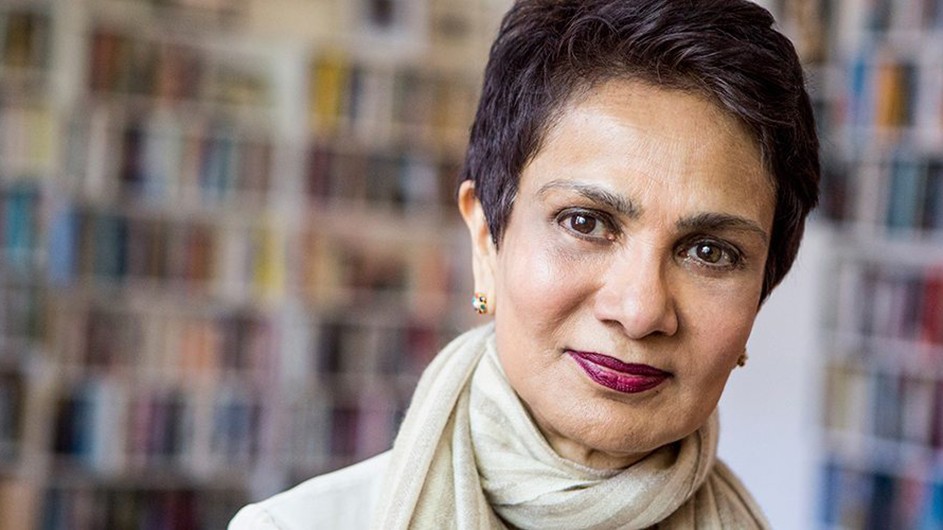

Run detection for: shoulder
[[228, 451, 391, 530]]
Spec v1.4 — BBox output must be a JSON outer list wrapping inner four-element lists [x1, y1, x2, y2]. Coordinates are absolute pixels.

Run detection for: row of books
[[67, 105, 274, 206], [824, 156, 943, 234], [46, 370, 425, 479], [50, 299, 459, 380], [281, 386, 405, 475], [53, 305, 277, 378], [307, 141, 461, 209], [841, 0, 943, 34], [42, 484, 245, 530], [846, 54, 919, 132], [44, 203, 463, 306], [65, 110, 469, 212], [841, 50, 943, 142], [0, 8, 50, 71], [824, 358, 943, 447], [52, 378, 267, 471], [46, 204, 283, 297], [294, 227, 462, 310], [308, 317, 457, 377], [310, 53, 478, 143], [89, 27, 269, 108], [834, 261, 943, 345], [821, 459, 943, 529]]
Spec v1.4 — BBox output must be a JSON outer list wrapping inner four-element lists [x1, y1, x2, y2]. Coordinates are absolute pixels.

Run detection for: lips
[[568, 350, 670, 394]]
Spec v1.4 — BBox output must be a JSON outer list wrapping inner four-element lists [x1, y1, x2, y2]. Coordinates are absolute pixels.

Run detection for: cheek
[[674, 297, 758, 431], [498, 230, 595, 329], [682, 287, 759, 375], [677, 274, 761, 358]]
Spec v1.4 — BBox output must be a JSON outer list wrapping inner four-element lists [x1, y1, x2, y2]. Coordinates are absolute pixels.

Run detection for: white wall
[[719, 222, 832, 530]]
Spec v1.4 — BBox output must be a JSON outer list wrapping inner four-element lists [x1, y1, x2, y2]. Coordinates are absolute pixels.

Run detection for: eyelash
[[555, 209, 745, 270]]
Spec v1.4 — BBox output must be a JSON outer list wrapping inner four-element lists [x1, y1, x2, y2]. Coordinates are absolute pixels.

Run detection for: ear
[[458, 180, 498, 313]]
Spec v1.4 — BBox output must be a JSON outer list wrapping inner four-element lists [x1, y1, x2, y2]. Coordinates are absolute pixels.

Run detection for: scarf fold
[[373, 324, 769, 529]]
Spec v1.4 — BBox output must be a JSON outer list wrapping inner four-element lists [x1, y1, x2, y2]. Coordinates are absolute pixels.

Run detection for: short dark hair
[[460, 0, 820, 301]]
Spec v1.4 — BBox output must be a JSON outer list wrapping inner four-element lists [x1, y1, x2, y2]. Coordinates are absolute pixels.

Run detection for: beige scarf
[[373, 324, 770, 529]]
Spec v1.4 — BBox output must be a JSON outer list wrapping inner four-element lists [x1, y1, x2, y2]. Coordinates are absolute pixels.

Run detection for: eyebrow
[[536, 180, 641, 218], [676, 212, 769, 244], [536, 180, 768, 243]]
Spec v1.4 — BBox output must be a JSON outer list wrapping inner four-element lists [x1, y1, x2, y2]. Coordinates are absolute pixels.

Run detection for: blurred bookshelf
[[1, 1, 56, 527], [0, 0, 508, 527], [789, 0, 943, 527]]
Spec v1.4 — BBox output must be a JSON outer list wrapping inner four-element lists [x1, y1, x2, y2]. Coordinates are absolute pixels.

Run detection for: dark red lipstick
[[568, 351, 670, 394]]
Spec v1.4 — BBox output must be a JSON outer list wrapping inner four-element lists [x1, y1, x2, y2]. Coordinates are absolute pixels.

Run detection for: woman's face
[[460, 79, 776, 469]]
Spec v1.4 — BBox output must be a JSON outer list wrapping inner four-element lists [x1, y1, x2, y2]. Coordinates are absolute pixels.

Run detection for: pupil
[[698, 244, 719, 262], [572, 215, 595, 233]]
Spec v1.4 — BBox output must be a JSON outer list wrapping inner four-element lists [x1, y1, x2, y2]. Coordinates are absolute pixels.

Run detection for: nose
[[592, 247, 679, 339]]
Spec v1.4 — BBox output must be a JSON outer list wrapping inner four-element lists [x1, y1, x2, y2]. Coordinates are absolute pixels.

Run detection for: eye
[[557, 209, 617, 241], [570, 213, 597, 234], [681, 240, 741, 268]]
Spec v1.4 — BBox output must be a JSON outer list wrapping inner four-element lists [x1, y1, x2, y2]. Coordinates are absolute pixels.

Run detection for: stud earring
[[472, 292, 488, 315], [736, 351, 749, 368]]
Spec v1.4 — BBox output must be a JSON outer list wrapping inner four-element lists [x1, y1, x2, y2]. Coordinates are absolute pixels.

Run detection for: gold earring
[[736, 351, 748, 368], [472, 292, 488, 315]]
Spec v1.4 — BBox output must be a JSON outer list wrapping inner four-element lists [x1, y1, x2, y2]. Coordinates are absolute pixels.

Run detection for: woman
[[231, 0, 819, 528]]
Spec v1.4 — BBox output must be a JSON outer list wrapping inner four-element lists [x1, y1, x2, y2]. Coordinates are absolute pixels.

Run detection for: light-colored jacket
[[228, 452, 391, 529]]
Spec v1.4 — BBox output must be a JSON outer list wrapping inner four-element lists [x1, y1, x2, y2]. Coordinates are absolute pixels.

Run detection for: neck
[[526, 408, 653, 470], [549, 434, 652, 469]]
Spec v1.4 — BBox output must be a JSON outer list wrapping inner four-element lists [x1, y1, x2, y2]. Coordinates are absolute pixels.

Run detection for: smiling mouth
[[567, 350, 671, 394]]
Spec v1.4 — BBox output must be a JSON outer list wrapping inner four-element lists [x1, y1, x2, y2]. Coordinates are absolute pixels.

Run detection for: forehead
[[523, 79, 775, 219]]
